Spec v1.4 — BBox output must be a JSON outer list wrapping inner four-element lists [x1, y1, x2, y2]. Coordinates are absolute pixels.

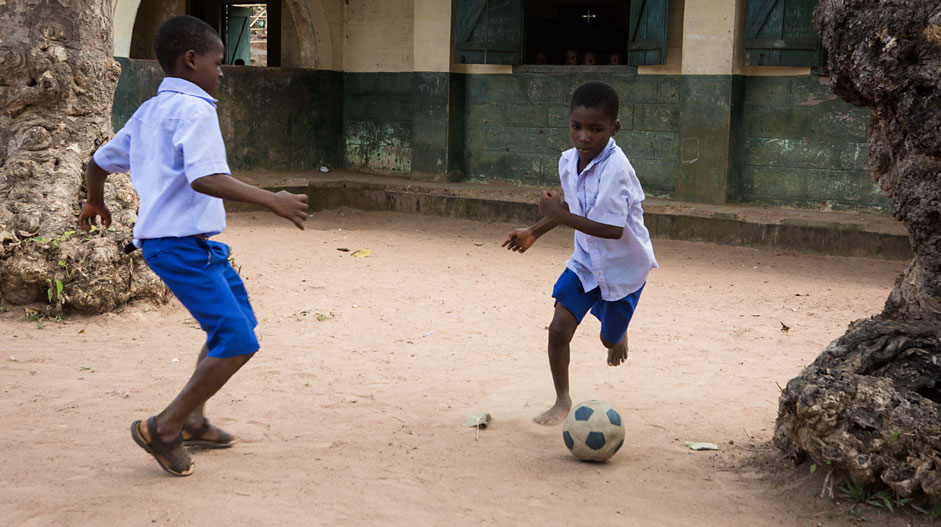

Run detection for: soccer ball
[[562, 400, 625, 462]]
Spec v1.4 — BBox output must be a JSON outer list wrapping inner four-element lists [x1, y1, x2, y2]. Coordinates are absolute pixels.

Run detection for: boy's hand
[[269, 190, 309, 230], [538, 191, 567, 221], [502, 228, 535, 253], [78, 202, 112, 231]]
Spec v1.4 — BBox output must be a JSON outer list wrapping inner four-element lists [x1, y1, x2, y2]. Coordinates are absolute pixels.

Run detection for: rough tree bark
[[774, 0, 941, 498], [0, 0, 167, 313]]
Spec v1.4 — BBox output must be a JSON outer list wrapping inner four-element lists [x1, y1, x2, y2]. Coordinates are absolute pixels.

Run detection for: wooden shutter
[[744, 0, 821, 66], [454, 0, 524, 65], [628, 0, 669, 66]]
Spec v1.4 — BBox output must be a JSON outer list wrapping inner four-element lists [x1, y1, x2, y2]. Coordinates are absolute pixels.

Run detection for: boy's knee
[[548, 319, 576, 344]]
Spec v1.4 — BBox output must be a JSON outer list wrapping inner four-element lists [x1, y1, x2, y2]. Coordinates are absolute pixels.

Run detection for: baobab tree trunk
[[0, 0, 167, 313], [774, 0, 941, 498]]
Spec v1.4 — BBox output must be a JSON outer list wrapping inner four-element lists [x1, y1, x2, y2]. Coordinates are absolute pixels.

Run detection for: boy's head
[[154, 15, 225, 95], [608, 52, 623, 65], [582, 52, 597, 65], [568, 81, 620, 165]]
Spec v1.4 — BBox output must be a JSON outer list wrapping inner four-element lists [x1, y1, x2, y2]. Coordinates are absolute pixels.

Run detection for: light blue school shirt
[[93, 77, 229, 247], [558, 137, 659, 301]]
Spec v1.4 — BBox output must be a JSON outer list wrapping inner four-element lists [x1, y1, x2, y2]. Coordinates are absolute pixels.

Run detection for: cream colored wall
[[413, 0, 451, 72], [342, 0, 415, 72], [115, 0, 810, 75], [680, 0, 740, 74]]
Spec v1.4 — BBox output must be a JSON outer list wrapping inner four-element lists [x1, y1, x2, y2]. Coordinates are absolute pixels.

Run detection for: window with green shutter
[[455, 0, 525, 65], [628, 0, 669, 66], [744, 0, 822, 66], [455, 1, 668, 67]]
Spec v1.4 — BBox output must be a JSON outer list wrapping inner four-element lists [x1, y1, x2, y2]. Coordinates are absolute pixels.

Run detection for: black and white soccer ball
[[562, 400, 625, 462]]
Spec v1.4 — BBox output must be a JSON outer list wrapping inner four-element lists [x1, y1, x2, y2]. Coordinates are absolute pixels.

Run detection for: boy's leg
[[136, 238, 259, 473], [594, 284, 644, 367], [534, 303, 579, 426], [601, 333, 628, 367], [151, 351, 254, 443], [133, 351, 253, 473], [182, 345, 237, 447], [185, 344, 211, 426]]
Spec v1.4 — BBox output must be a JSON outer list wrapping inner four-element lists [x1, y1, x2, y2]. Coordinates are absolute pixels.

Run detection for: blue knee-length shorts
[[142, 237, 259, 358], [552, 268, 644, 345]]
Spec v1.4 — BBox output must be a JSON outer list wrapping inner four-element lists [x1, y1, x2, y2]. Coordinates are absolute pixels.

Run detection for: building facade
[[110, 0, 887, 213]]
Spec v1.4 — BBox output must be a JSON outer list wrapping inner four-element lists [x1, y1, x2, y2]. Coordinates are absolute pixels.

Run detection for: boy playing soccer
[[503, 81, 658, 426], [78, 15, 309, 476]]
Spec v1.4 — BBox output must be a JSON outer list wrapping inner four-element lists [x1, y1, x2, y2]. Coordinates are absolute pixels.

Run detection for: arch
[[283, 0, 331, 70], [113, 0, 143, 57]]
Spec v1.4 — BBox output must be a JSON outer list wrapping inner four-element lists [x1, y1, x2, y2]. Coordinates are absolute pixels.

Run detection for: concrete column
[[410, 0, 464, 181], [673, 0, 746, 204]]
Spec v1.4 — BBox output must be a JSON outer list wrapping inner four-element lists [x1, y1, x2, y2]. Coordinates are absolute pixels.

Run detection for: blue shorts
[[552, 268, 644, 345], [142, 237, 259, 358]]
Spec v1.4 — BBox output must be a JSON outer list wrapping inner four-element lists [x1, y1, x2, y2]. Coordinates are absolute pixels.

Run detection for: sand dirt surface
[[0, 210, 916, 526]]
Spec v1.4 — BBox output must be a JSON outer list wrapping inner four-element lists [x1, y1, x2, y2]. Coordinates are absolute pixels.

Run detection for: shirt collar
[[157, 77, 218, 106], [572, 137, 617, 176]]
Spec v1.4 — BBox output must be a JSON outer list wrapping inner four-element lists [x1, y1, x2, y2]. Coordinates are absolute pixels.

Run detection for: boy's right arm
[[502, 216, 559, 253], [190, 174, 309, 230]]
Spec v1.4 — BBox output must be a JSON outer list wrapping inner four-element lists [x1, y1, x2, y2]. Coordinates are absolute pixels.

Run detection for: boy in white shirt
[[503, 81, 658, 426], [78, 15, 309, 476]]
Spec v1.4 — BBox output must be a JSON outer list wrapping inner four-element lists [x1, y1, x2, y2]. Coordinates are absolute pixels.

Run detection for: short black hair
[[154, 15, 221, 73], [570, 81, 619, 122]]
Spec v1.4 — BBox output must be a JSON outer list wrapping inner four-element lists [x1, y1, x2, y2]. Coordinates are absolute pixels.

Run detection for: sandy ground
[[0, 209, 919, 526]]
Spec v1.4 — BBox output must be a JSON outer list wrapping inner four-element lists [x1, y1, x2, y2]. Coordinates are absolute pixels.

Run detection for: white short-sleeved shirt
[[559, 137, 658, 301], [93, 77, 230, 246]]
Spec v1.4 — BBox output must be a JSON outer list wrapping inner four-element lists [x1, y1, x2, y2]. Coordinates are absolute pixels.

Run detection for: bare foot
[[607, 336, 629, 366], [534, 395, 572, 426]]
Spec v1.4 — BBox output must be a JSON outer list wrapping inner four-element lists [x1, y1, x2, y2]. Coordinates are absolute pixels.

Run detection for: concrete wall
[[112, 58, 343, 172], [741, 76, 887, 212], [342, 73, 414, 174], [463, 72, 679, 194]]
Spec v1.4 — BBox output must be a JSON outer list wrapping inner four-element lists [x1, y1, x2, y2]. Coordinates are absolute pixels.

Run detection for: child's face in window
[[583, 52, 597, 65], [565, 50, 579, 65], [609, 53, 623, 65], [569, 105, 620, 166]]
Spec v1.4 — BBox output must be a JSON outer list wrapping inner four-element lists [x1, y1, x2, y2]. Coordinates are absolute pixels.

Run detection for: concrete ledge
[[226, 172, 912, 261]]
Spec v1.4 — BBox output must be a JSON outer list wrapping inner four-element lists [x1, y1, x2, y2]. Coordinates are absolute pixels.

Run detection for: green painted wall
[[741, 75, 887, 212], [462, 70, 681, 194], [675, 75, 746, 205], [111, 58, 343, 172], [342, 72, 414, 175], [109, 63, 886, 214]]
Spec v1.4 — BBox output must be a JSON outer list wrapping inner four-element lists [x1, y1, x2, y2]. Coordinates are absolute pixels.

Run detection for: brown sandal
[[131, 417, 194, 476], [182, 418, 236, 449]]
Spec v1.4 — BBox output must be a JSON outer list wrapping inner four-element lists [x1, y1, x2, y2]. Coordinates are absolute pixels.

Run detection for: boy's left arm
[[538, 191, 623, 239]]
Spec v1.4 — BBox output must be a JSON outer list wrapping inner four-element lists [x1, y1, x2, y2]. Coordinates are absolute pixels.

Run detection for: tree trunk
[[773, 0, 941, 498], [0, 0, 167, 313]]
